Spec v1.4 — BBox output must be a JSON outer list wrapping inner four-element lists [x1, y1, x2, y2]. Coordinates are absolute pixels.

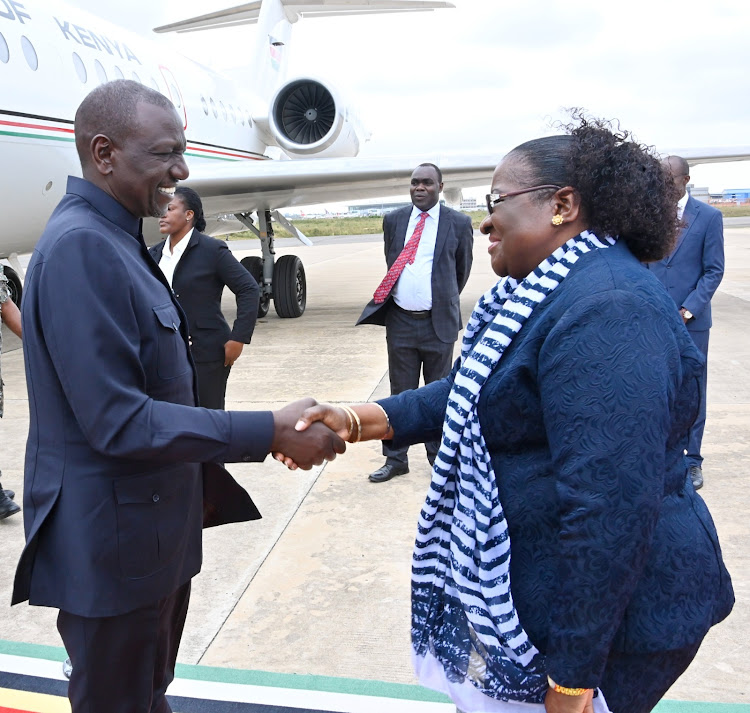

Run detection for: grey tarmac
[[0, 228, 748, 707]]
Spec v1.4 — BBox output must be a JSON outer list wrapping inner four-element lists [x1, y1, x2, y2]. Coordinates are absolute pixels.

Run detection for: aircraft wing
[[184, 154, 496, 217], [154, 1, 455, 34], [670, 147, 750, 166]]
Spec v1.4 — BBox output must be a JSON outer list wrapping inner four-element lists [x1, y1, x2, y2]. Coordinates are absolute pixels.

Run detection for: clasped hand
[[273, 401, 350, 470], [271, 398, 347, 470]]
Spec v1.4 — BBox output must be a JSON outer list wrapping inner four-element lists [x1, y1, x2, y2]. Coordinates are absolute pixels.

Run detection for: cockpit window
[[0, 33, 9, 64], [72, 52, 87, 83], [21, 36, 38, 71], [94, 60, 107, 84]]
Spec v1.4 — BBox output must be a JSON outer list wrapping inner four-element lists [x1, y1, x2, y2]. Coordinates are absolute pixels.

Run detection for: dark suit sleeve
[[214, 241, 259, 344], [38, 230, 272, 464], [682, 208, 724, 318], [539, 290, 677, 687], [455, 213, 474, 293]]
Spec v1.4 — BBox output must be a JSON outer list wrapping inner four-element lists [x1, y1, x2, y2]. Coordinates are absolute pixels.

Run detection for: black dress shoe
[[3, 489, 15, 501], [0, 492, 21, 519], [688, 465, 704, 490], [368, 464, 409, 483]]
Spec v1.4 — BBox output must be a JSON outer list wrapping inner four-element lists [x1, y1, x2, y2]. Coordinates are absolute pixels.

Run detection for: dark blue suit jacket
[[381, 240, 733, 687], [13, 177, 273, 617], [148, 231, 259, 363], [357, 205, 474, 343], [646, 196, 724, 333]]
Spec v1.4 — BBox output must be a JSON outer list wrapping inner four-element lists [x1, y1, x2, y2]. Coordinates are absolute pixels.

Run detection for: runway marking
[[1, 641, 749, 712]]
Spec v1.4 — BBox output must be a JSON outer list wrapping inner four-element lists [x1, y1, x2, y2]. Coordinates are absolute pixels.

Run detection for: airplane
[[1, 0, 749, 317]]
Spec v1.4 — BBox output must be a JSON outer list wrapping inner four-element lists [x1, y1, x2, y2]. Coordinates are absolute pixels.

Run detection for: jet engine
[[268, 78, 364, 158]]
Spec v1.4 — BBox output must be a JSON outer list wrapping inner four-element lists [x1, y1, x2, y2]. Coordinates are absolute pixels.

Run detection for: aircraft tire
[[240, 256, 270, 318], [273, 255, 306, 318], [3, 266, 22, 306]]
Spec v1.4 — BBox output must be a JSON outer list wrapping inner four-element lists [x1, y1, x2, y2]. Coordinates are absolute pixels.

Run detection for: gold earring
[[551, 214, 563, 226]]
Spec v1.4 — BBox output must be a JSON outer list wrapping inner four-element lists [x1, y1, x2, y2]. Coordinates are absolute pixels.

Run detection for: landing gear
[[240, 255, 270, 318], [2, 265, 22, 306], [234, 209, 307, 319], [273, 255, 306, 318]]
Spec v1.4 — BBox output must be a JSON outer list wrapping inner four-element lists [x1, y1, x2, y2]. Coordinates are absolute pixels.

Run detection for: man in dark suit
[[12, 80, 344, 713], [149, 187, 259, 410], [357, 163, 473, 483], [647, 155, 725, 490]]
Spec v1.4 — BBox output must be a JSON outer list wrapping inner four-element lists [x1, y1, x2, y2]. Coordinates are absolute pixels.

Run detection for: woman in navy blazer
[[150, 188, 259, 409], [287, 117, 733, 713]]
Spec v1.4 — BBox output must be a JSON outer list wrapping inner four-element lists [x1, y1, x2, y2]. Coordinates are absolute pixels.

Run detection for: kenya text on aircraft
[[1, 0, 749, 317]]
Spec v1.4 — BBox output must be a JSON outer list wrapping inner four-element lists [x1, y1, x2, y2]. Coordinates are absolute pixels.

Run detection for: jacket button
[[152, 494, 160, 503], [175, 293, 180, 298]]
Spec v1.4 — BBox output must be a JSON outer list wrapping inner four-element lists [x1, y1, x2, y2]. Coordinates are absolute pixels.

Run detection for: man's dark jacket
[[13, 177, 271, 617], [357, 204, 474, 342]]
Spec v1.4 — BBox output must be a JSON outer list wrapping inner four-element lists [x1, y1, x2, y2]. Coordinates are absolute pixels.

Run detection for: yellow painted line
[[0, 687, 70, 713]]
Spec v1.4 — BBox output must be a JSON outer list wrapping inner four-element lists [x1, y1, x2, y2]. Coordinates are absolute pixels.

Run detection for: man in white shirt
[[357, 164, 474, 482]]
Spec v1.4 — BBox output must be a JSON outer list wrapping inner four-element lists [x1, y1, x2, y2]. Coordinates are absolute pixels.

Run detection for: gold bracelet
[[341, 406, 355, 442], [547, 676, 590, 697], [340, 405, 357, 443], [372, 402, 391, 439], [349, 406, 362, 443]]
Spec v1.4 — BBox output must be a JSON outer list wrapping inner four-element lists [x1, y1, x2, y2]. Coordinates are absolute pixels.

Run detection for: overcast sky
[[74, 0, 750, 196]]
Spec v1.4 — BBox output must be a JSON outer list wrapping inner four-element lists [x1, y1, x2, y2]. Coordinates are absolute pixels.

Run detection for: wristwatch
[[547, 675, 591, 697], [681, 307, 694, 320]]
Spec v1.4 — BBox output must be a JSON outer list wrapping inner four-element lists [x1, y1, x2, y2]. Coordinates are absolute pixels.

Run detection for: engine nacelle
[[268, 78, 364, 158]]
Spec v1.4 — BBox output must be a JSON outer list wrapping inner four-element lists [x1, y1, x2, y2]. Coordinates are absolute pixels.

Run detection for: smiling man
[[357, 163, 474, 483], [12, 80, 344, 713]]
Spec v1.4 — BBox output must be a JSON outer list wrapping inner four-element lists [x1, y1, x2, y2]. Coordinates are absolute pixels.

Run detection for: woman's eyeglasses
[[486, 185, 561, 215]]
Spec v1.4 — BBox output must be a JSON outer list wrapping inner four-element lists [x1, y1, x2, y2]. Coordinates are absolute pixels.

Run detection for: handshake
[[270, 397, 350, 470]]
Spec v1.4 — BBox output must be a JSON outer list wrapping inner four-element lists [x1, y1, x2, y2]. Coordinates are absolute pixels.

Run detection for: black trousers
[[195, 359, 231, 410], [383, 306, 454, 468], [57, 581, 191, 713]]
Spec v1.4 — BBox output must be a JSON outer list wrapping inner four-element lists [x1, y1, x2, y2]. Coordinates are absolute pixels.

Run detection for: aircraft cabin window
[[201, 96, 208, 115], [0, 33, 8, 63], [131, 71, 141, 83], [72, 52, 87, 83], [210, 98, 217, 118], [219, 101, 227, 121], [114, 66, 124, 80], [21, 36, 38, 71], [150, 77, 159, 92], [247, 113, 253, 128], [94, 60, 107, 84], [229, 104, 236, 123]]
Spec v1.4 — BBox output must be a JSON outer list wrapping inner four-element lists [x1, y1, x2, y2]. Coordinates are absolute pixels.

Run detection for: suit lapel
[[432, 205, 450, 266], [396, 208, 411, 252], [668, 197, 697, 262]]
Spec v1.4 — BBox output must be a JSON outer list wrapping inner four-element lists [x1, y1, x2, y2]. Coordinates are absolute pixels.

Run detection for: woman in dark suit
[[151, 187, 259, 409], [285, 116, 734, 713]]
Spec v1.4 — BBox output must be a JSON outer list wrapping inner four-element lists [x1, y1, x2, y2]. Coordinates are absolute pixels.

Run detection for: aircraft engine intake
[[269, 78, 362, 158]]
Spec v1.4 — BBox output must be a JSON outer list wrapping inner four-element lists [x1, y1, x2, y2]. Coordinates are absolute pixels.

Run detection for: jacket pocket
[[153, 303, 190, 380], [114, 466, 198, 579]]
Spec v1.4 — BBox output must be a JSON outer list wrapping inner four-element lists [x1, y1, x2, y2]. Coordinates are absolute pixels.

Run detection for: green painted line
[[1, 639, 748, 710], [184, 151, 238, 162], [0, 129, 74, 142]]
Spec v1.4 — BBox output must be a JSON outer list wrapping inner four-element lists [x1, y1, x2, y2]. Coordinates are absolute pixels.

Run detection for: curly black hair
[[506, 112, 679, 262], [174, 187, 207, 232]]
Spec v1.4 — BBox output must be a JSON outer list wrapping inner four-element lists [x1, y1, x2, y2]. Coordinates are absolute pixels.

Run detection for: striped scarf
[[412, 231, 616, 704]]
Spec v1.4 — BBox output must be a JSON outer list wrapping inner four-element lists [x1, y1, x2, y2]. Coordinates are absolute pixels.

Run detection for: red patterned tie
[[373, 212, 429, 304]]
